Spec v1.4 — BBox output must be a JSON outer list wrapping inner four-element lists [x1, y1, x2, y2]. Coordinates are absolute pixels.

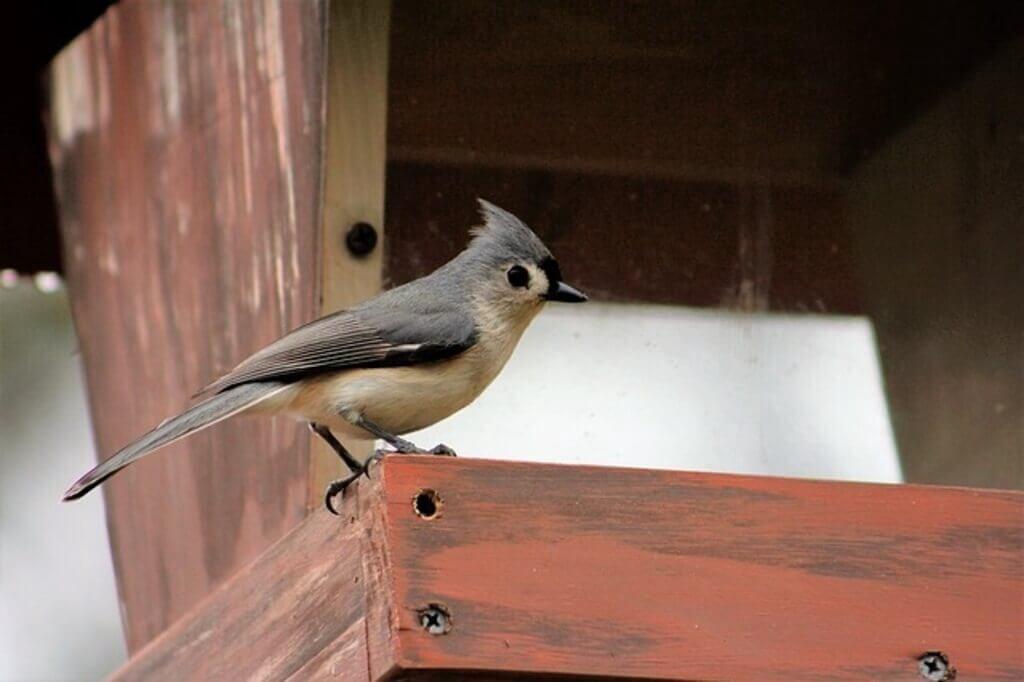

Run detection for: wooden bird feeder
[[112, 457, 1022, 680], [45, 1, 1023, 679]]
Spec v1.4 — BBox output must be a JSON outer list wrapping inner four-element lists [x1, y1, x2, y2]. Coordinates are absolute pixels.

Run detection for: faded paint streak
[[175, 202, 191, 236], [48, 0, 327, 652], [229, 0, 254, 215], [100, 244, 121, 275], [726, 181, 774, 311], [161, 2, 182, 128], [53, 39, 98, 147], [264, 0, 298, 325]]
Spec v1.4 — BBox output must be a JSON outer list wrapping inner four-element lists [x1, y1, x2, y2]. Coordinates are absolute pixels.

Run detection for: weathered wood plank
[[384, 162, 857, 313], [112, 457, 1024, 680], [111, 485, 387, 682], [48, 0, 329, 651], [384, 459, 1023, 679], [310, 0, 391, 509], [387, 1, 1023, 180]]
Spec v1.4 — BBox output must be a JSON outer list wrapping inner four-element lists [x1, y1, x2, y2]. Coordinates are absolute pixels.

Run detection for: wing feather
[[199, 306, 475, 395]]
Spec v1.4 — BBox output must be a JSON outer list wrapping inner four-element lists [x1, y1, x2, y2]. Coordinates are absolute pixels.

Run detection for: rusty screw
[[417, 604, 452, 635], [345, 222, 378, 257], [918, 652, 955, 681]]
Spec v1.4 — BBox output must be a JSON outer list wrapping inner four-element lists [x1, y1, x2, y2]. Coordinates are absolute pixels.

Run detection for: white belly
[[254, 302, 541, 439], [261, 345, 504, 438]]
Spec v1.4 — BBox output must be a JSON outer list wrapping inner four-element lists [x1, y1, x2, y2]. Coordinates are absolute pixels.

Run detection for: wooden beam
[[113, 457, 1023, 680], [47, 0, 330, 651], [387, 1, 1024, 180], [310, 0, 391, 509], [384, 161, 859, 314], [847, 37, 1024, 490]]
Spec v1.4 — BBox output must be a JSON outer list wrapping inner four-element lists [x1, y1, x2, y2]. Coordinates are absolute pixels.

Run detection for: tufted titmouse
[[63, 200, 586, 512]]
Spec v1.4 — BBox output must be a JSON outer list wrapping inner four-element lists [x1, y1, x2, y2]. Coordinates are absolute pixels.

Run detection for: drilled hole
[[413, 489, 442, 519]]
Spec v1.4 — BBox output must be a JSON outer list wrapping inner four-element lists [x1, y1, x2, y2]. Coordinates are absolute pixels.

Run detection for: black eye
[[506, 265, 530, 288]]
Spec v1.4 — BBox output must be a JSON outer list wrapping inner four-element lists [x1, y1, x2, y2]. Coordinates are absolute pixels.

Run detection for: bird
[[62, 199, 587, 513]]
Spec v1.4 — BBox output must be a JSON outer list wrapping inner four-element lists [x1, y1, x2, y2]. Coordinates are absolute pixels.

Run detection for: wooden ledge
[[113, 457, 1023, 681]]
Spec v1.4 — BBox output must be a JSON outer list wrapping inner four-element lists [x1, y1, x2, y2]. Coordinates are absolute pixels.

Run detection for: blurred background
[[2, 1, 1021, 679]]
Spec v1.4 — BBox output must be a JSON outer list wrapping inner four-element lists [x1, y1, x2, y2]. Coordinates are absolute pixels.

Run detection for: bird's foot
[[323, 470, 363, 515], [362, 448, 389, 478], [382, 436, 454, 456], [389, 435, 424, 454]]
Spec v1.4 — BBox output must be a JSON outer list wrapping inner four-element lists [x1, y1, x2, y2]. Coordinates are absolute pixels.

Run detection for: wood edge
[[109, 473, 391, 680], [376, 455, 1024, 498], [307, 0, 392, 509]]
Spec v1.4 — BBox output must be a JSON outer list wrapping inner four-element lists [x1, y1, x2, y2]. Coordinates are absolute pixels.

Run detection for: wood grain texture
[[382, 459, 1024, 680], [112, 457, 1024, 680], [110, 484, 389, 682], [48, 0, 328, 651], [387, 1, 1024, 180], [384, 162, 857, 313], [309, 0, 391, 509]]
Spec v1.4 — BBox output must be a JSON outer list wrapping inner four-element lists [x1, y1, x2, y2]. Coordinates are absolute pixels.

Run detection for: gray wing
[[199, 302, 477, 395]]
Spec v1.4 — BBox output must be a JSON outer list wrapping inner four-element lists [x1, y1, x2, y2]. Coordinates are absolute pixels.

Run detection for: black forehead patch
[[539, 257, 562, 293]]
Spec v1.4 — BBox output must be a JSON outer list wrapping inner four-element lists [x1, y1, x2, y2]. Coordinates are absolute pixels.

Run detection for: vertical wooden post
[[47, 0, 391, 652], [309, 0, 390, 507], [847, 37, 1024, 489]]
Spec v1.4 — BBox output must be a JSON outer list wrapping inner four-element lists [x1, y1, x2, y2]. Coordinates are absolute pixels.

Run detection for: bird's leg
[[308, 422, 362, 472], [309, 422, 373, 515], [323, 470, 362, 515], [355, 416, 457, 457]]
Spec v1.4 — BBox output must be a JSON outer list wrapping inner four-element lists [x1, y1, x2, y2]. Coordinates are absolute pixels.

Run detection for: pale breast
[[272, 301, 541, 436]]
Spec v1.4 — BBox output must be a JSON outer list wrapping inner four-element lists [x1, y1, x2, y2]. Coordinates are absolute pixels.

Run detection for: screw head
[[345, 222, 378, 257], [918, 652, 955, 681], [417, 603, 452, 635]]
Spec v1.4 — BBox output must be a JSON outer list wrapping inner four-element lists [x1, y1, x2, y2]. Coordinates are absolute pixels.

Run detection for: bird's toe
[[323, 471, 361, 515]]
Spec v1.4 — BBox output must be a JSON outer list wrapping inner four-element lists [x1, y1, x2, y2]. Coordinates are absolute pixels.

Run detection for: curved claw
[[323, 471, 361, 515], [324, 487, 341, 515], [429, 443, 457, 457], [363, 450, 388, 479]]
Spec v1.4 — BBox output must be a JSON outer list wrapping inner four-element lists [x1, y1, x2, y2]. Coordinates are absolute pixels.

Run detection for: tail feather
[[62, 381, 287, 501]]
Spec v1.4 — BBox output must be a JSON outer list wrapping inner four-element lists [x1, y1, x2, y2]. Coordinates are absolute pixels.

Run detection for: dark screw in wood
[[417, 604, 452, 635], [918, 652, 955, 681], [345, 222, 378, 257]]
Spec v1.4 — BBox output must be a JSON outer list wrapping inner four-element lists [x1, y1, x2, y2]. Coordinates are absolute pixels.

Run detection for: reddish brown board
[[383, 459, 1023, 680], [113, 457, 1024, 680], [48, 0, 328, 651]]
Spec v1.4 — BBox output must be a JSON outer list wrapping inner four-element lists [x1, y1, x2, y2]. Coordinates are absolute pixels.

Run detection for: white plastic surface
[[413, 302, 903, 484]]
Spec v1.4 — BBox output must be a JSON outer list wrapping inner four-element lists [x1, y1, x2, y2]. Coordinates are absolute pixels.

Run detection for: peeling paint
[[53, 39, 102, 147], [264, 0, 297, 324], [229, 1, 254, 214], [176, 202, 191, 236], [100, 244, 121, 276], [161, 2, 182, 128]]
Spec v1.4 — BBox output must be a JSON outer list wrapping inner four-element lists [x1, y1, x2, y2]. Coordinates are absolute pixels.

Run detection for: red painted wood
[[381, 458, 1023, 680], [111, 457, 1023, 680], [47, 0, 328, 651]]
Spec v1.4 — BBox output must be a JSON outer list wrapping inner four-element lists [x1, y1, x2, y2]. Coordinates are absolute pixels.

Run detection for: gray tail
[[62, 381, 286, 501]]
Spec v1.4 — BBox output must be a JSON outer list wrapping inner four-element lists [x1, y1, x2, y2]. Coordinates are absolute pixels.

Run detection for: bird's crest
[[469, 198, 550, 263]]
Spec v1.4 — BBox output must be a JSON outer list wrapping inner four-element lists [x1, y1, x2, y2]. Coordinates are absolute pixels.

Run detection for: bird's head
[[462, 199, 587, 321]]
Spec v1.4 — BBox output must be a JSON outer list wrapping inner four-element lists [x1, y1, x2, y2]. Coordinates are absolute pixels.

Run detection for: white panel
[[412, 302, 903, 483], [0, 284, 126, 679]]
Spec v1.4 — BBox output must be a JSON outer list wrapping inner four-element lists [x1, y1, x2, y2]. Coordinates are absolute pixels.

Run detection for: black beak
[[545, 281, 588, 303]]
